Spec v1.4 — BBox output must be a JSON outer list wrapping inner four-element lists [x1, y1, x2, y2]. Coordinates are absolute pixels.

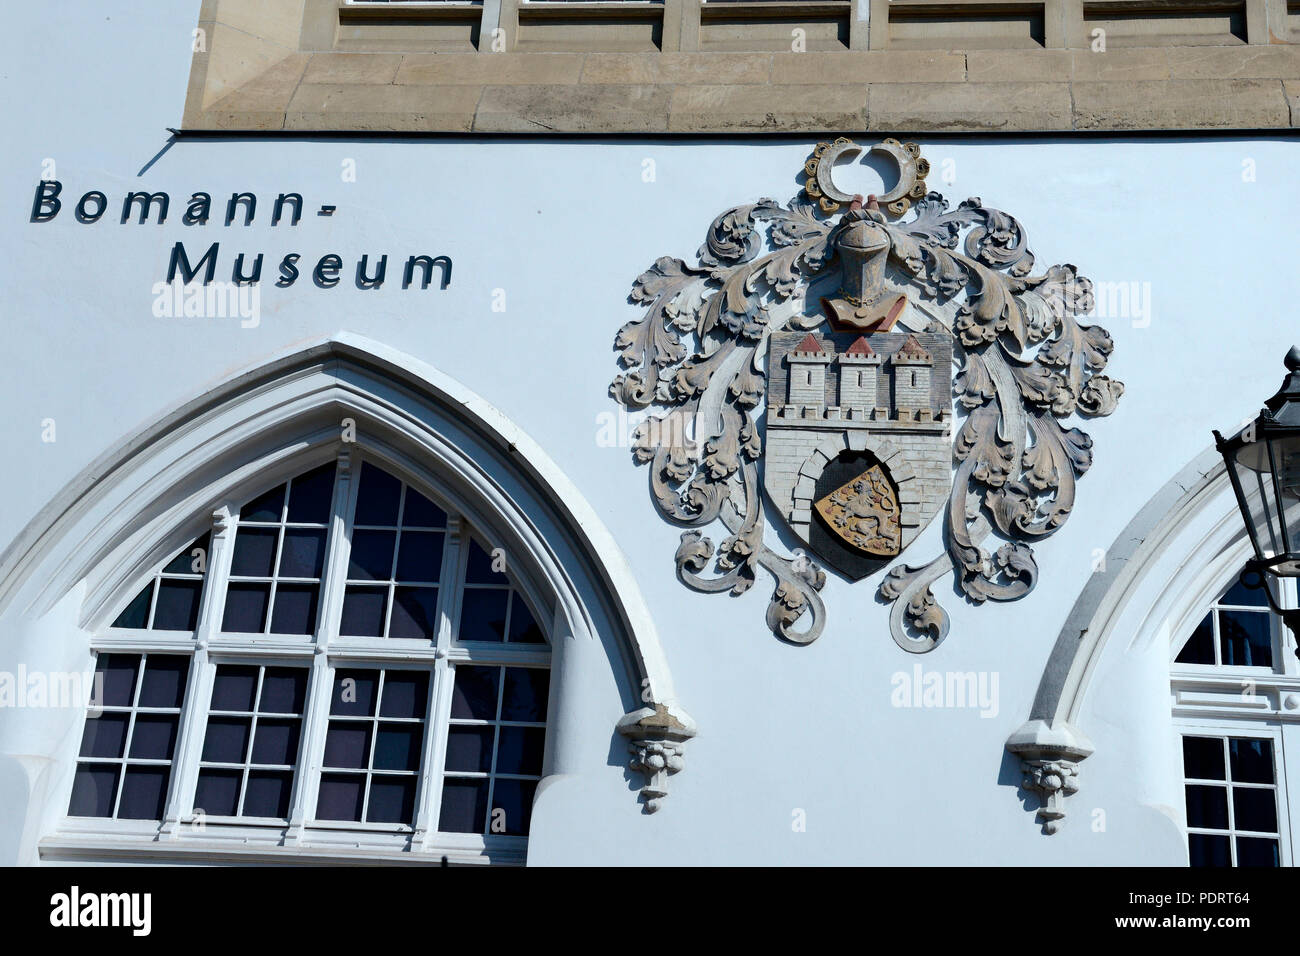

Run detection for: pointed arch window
[[1171, 567, 1300, 868], [67, 451, 551, 863]]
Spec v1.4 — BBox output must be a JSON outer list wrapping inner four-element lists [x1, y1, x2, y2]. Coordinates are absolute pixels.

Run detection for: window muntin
[[441, 664, 549, 835], [112, 534, 211, 631], [222, 463, 336, 636], [340, 462, 448, 641], [195, 664, 309, 820], [70, 653, 190, 820], [1175, 576, 1278, 669], [68, 454, 551, 857], [459, 539, 546, 644], [1183, 735, 1281, 867], [319, 667, 430, 825]]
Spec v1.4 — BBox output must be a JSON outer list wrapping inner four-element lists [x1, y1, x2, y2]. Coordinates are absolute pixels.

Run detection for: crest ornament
[[610, 139, 1124, 651]]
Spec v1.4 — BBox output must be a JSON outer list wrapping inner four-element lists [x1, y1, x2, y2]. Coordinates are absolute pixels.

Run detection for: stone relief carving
[[610, 138, 1124, 652]]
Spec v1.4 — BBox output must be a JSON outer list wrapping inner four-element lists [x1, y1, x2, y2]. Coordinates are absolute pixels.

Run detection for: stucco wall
[[1, 1, 1296, 865]]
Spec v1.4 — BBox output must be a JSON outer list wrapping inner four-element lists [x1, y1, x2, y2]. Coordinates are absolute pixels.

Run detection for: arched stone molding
[[0, 333, 695, 813], [1007, 443, 1274, 833], [786, 431, 913, 543]]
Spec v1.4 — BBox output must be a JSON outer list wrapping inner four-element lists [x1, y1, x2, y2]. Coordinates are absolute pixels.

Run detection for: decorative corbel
[[1006, 719, 1094, 834], [617, 703, 697, 813]]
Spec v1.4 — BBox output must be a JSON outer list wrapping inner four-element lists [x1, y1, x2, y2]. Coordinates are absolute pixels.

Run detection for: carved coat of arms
[[610, 139, 1124, 652]]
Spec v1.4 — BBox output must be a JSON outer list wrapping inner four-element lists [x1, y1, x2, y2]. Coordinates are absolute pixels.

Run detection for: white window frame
[[53, 444, 551, 865], [1171, 572, 1300, 867]]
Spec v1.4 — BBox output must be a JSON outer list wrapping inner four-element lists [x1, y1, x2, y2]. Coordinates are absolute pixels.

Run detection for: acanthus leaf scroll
[[609, 138, 1124, 651]]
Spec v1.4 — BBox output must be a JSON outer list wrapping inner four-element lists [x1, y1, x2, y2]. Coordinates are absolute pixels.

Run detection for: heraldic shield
[[764, 330, 952, 581]]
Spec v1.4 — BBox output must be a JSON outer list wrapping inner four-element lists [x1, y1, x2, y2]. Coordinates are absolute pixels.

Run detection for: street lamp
[[1214, 345, 1300, 648]]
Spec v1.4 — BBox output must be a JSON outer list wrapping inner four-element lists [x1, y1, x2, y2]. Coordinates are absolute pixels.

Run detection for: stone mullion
[[159, 506, 236, 840], [868, 0, 890, 46], [679, 0, 701, 50], [497, 0, 521, 51], [850, 0, 870, 48], [1247, 0, 1272, 44], [662, 0, 685, 51], [284, 446, 355, 844]]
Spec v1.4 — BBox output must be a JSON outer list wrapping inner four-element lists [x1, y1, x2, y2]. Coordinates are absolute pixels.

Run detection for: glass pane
[[402, 488, 446, 528], [490, 779, 537, 836], [445, 726, 494, 773], [269, 583, 319, 635], [223, 583, 270, 632], [331, 670, 378, 716], [1189, 832, 1231, 867], [1175, 612, 1215, 665], [373, 724, 423, 772], [348, 530, 396, 581], [230, 527, 279, 577], [1185, 785, 1229, 829], [354, 463, 401, 526], [496, 726, 545, 776], [96, 654, 140, 707], [323, 723, 372, 769], [202, 717, 251, 764], [241, 483, 285, 523], [1218, 610, 1272, 667], [459, 589, 508, 643], [163, 533, 210, 575], [1229, 738, 1274, 784], [340, 586, 388, 637], [260, 668, 307, 714], [1236, 836, 1280, 867], [210, 665, 258, 712], [465, 539, 507, 584], [69, 764, 119, 817], [1221, 577, 1269, 607], [316, 773, 364, 822], [508, 593, 545, 644], [366, 777, 416, 824], [119, 767, 170, 820], [390, 587, 438, 640], [451, 666, 499, 720], [286, 463, 336, 524], [501, 668, 549, 722], [80, 713, 130, 759], [244, 771, 293, 818], [1182, 736, 1225, 780], [379, 672, 428, 719], [152, 579, 202, 631], [112, 583, 153, 629], [279, 529, 327, 578], [1232, 787, 1278, 833], [396, 532, 443, 582], [194, 768, 241, 816], [139, 656, 188, 708], [252, 718, 300, 766], [438, 778, 488, 833], [129, 714, 179, 760]]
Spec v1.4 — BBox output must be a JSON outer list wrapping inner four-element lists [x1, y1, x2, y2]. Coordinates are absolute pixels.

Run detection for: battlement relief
[[765, 328, 954, 579], [777, 330, 950, 428]]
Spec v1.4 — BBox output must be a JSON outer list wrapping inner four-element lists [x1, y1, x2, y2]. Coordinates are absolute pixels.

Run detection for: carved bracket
[[1006, 719, 1094, 834], [617, 703, 698, 813]]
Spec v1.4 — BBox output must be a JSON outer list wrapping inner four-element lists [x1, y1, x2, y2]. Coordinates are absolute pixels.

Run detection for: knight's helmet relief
[[611, 135, 1122, 649]]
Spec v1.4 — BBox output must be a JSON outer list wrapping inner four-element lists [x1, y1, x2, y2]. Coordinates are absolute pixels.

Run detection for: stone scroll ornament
[[610, 139, 1124, 652]]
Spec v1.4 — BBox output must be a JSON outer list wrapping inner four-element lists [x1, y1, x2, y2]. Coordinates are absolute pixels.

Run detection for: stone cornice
[[182, 1, 1300, 133]]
